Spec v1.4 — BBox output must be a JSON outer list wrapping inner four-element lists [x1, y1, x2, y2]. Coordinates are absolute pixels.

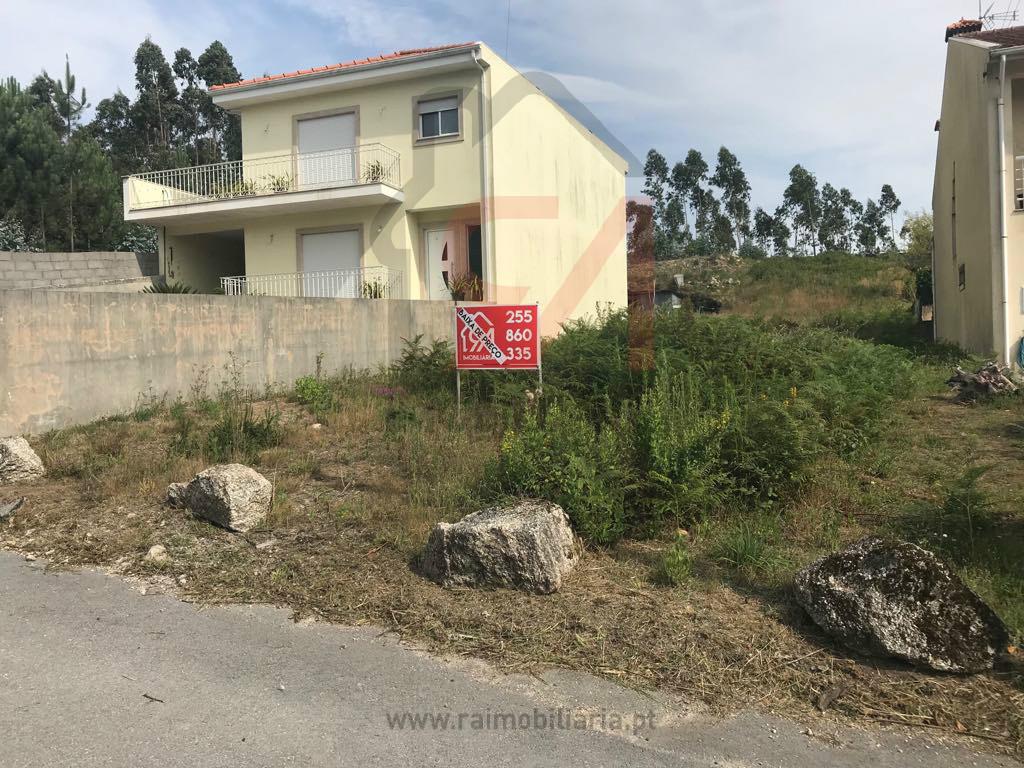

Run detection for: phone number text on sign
[[455, 304, 540, 370]]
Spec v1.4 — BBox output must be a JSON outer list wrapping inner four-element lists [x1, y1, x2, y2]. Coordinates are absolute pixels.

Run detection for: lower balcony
[[220, 266, 404, 300], [123, 144, 404, 226]]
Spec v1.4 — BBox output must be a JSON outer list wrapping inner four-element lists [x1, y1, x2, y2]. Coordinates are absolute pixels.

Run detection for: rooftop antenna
[[979, 0, 1019, 28], [505, 0, 512, 58]]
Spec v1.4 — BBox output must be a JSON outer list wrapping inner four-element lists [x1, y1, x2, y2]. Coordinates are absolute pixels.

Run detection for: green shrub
[[737, 242, 767, 260], [384, 404, 420, 434], [615, 370, 730, 532], [393, 335, 454, 394], [487, 402, 626, 544], [169, 389, 281, 463], [293, 374, 333, 417], [654, 533, 693, 585], [719, 393, 817, 504], [486, 308, 922, 544]]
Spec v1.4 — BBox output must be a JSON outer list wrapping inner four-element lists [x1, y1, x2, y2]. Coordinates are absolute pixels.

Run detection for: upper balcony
[[123, 143, 404, 226]]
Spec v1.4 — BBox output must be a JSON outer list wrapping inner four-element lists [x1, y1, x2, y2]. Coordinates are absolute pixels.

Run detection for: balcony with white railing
[[124, 144, 403, 223], [220, 266, 404, 300]]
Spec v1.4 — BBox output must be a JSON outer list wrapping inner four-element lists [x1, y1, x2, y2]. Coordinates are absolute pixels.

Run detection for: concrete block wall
[[0, 290, 454, 435], [0, 251, 159, 290]]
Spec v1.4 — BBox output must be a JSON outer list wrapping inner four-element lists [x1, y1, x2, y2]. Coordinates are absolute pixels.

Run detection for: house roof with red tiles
[[209, 42, 480, 92], [959, 24, 1024, 48], [946, 18, 984, 41]]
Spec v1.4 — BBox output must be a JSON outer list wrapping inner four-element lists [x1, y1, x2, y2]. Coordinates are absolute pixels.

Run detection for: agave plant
[[142, 280, 198, 294]]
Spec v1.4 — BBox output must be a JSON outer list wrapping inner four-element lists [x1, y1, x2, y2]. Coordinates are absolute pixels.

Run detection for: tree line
[[0, 37, 243, 252], [635, 147, 902, 260]]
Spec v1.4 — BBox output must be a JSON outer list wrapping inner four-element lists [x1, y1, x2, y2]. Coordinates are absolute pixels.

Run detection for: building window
[[417, 96, 459, 140], [958, 263, 966, 291]]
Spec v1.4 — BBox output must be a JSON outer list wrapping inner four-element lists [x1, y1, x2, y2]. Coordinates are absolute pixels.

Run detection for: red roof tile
[[209, 43, 479, 92]]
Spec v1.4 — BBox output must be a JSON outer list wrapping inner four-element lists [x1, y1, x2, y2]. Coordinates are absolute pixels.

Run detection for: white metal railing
[[220, 266, 403, 299], [125, 144, 401, 210], [1016, 156, 1024, 211]]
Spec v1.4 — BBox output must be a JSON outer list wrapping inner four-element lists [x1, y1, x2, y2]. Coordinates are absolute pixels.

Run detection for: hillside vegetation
[[2, 252, 1022, 756]]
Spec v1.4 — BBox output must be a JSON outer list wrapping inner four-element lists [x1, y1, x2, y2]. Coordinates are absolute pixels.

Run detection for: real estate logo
[[456, 307, 506, 365]]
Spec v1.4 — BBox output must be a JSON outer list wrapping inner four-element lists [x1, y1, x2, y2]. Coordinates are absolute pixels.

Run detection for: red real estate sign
[[455, 304, 540, 369]]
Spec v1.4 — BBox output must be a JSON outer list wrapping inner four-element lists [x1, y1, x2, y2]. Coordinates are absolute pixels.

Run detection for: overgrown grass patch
[[4, 254, 1024, 757], [726, 252, 912, 322], [484, 309, 923, 541], [703, 515, 790, 584]]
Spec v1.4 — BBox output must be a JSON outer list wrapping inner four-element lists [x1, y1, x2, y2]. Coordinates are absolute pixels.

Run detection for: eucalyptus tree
[[710, 146, 751, 247], [197, 41, 242, 160], [878, 184, 901, 249], [782, 164, 821, 255], [817, 183, 851, 252], [752, 207, 774, 253], [132, 37, 180, 161]]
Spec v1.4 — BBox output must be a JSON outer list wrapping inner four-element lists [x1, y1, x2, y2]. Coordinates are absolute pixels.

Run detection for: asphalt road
[[0, 550, 1015, 767]]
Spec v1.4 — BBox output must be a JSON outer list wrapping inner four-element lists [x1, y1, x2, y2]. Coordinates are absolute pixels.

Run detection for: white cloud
[[1, 0, 238, 108], [501, 0, 968, 211], [281, 0, 451, 51], [2, 0, 979, 213]]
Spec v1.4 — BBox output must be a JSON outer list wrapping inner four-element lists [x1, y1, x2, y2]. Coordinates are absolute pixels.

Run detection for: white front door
[[296, 112, 357, 189], [301, 230, 361, 298], [424, 228, 454, 300]]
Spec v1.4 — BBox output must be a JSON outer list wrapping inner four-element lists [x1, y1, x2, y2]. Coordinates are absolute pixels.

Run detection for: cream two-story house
[[123, 42, 628, 334], [933, 22, 1024, 363]]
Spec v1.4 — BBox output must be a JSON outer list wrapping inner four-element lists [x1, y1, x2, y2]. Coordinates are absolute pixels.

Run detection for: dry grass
[[1, 381, 1022, 759]]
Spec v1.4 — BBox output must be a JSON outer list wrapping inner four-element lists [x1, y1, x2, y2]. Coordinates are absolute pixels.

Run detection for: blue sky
[[2, 0, 997, 219]]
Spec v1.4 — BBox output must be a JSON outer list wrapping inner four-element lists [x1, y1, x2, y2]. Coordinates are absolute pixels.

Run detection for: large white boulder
[[0, 437, 44, 484], [169, 464, 272, 533], [421, 500, 578, 593]]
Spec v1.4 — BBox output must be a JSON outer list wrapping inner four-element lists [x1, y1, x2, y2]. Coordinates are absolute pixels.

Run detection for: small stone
[[310, 423, 323, 430], [145, 544, 169, 564], [176, 574, 188, 586], [0, 437, 44, 484], [165, 482, 188, 508]]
